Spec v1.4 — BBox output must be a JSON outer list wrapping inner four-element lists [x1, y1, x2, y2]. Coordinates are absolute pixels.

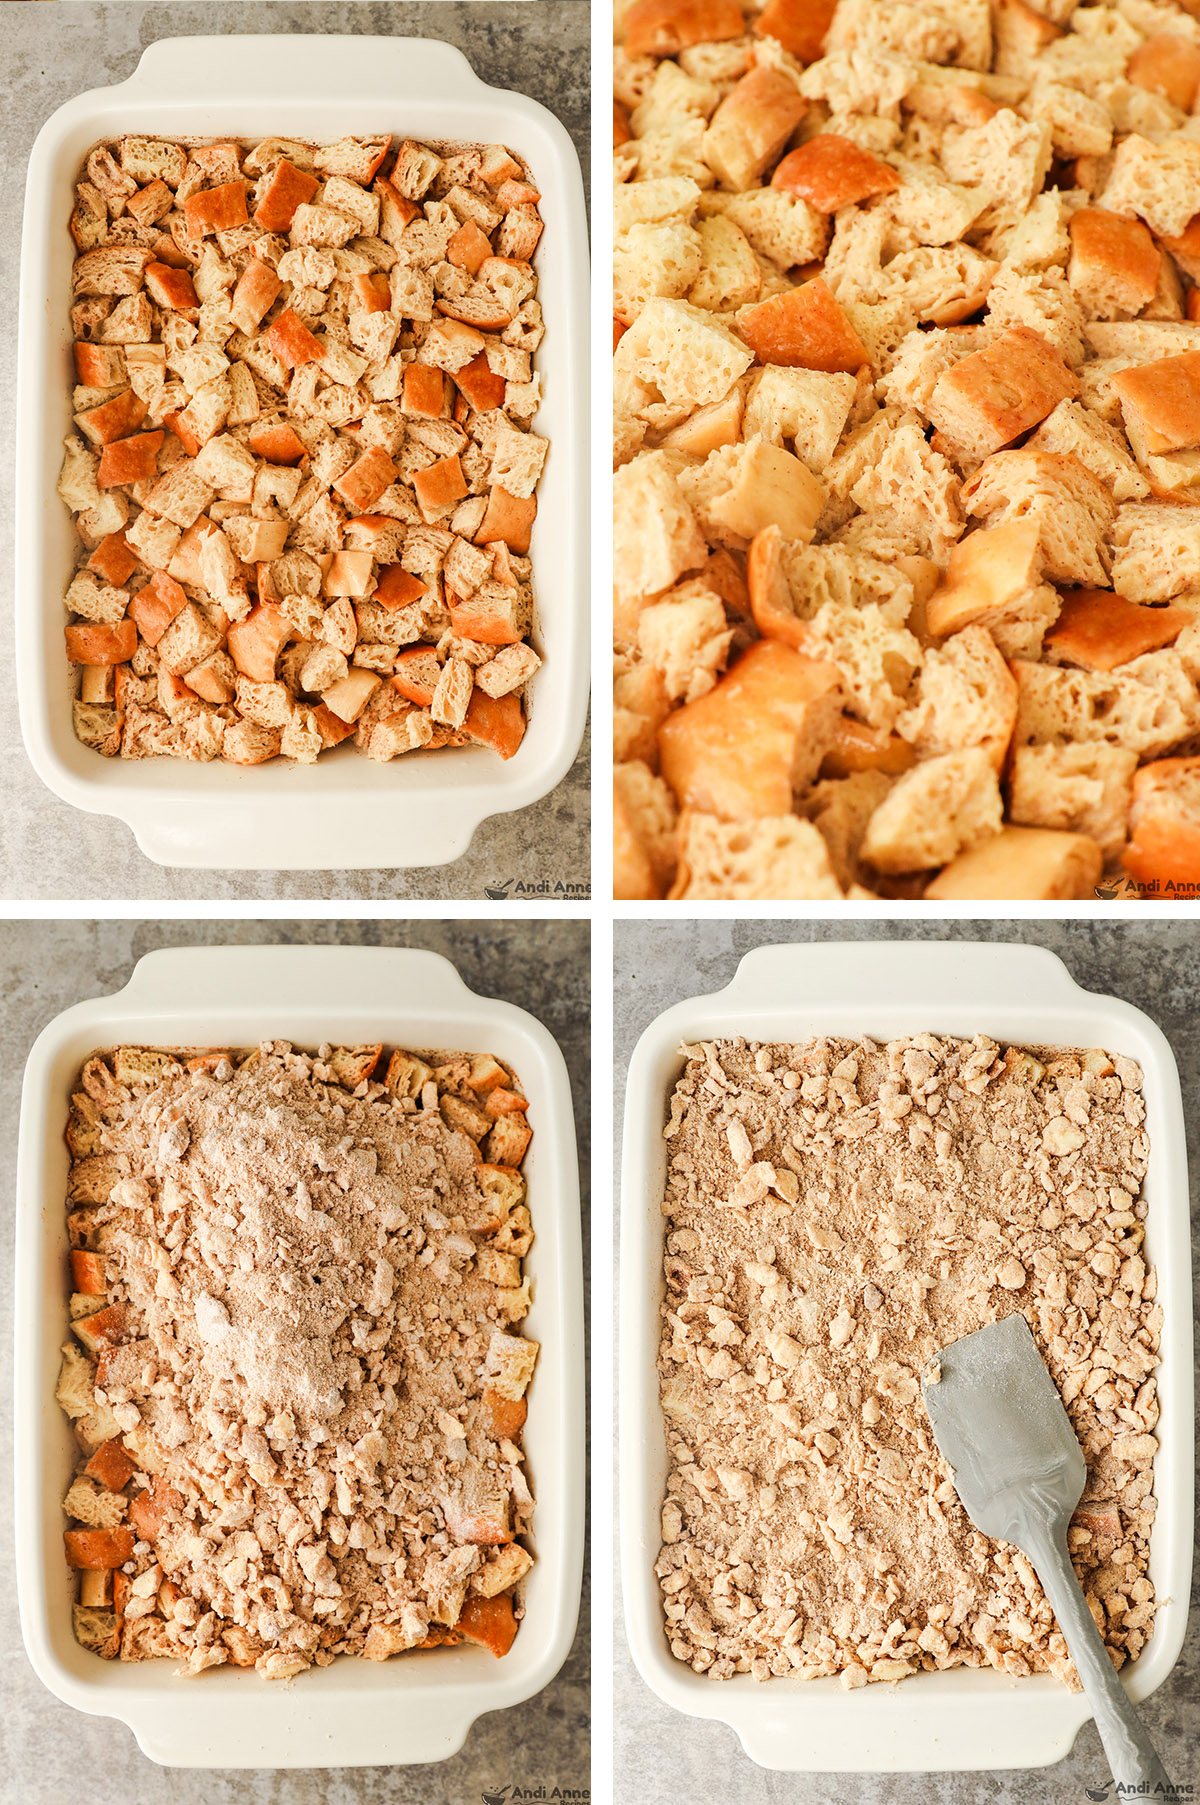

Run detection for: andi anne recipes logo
[[484, 877, 589, 901], [481, 1789, 589, 1804], [1084, 1783, 1194, 1800]]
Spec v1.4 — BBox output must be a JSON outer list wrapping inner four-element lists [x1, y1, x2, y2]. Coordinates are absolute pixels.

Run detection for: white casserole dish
[[14, 944, 585, 1767], [620, 940, 1193, 1772], [15, 35, 589, 869]]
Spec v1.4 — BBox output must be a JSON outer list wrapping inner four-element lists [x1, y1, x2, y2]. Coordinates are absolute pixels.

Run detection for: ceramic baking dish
[[14, 944, 584, 1767], [15, 35, 589, 869], [620, 940, 1193, 1773]]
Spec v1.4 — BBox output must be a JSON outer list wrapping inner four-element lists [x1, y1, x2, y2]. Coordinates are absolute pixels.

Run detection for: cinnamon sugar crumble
[[656, 1034, 1161, 1688], [58, 1039, 538, 1678]]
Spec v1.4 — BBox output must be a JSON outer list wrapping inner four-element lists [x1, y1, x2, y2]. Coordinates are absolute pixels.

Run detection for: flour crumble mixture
[[58, 1039, 537, 1678], [656, 1033, 1161, 1688]]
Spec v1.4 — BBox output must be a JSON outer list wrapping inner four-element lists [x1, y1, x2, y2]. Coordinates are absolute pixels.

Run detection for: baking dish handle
[[114, 945, 473, 1015], [719, 940, 1086, 1016], [117, 33, 488, 104]]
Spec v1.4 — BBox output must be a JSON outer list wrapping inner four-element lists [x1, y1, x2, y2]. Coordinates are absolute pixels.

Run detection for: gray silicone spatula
[[921, 1312, 1171, 1792]]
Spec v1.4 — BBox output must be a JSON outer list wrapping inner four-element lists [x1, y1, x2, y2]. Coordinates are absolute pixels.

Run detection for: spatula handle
[[1027, 1522, 1171, 1792]]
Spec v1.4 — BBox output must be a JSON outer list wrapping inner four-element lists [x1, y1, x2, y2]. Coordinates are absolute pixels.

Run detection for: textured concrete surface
[[614, 919, 1199, 1805], [0, 918, 590, 1805], [0, 1, 590, 901]]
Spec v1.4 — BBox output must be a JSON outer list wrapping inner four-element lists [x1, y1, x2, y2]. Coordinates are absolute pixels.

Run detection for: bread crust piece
[[1111, 352, 1200, 460], [738, 277, 869, 373], [927, 326, 1078, 463], [659, 639, 842, 819], [1067, 208, 1161, 319], [772, 134, 898, 212], [1043, 589, 1190, 673], [703, 64, 809, 192], [925, 823, 1103, 899], [1123, 756, 1200, 890]]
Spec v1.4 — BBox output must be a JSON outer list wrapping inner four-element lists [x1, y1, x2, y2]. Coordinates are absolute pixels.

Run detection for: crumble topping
[[656, 1033, 1160, 1687], [58, 1039, 537, 1677]]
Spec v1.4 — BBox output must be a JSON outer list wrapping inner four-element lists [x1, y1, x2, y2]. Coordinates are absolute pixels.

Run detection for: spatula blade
[[921, 1312, 1086, 1547]]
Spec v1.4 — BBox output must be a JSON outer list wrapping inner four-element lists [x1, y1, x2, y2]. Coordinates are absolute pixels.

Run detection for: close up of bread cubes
[[63, 133, 547, 767], [58, 1040, 537, 1677], [613, 0, 1200, 901]]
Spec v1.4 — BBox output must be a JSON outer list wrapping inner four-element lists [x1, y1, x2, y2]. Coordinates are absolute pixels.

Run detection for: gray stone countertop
[[0, 917, 590, 1804], [614, 919, 1198, 1805], [0, 1, 590, 902]]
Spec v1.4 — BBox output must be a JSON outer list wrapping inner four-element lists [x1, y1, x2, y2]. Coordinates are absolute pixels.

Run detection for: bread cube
[[680, 437, 826, 546], [1010, 743, 1137, 862], [962, 449, 1115, 588], [702, 64, 807, 191], [670, 810, 842, 899], [926, 823, 1103, 899], [1123, 756, 1200, 890], [927, 326, 1078, 464], [1029, 399, 1149, 504], [861, 748, 1002, 875], [613, 451, 707, 602], [899, 625, 1017, 770], [1111, 352, 1200, 463], [772, 133, 898, 212], [1109, 502, 1200, 602], [1013, 653, 1200, 759], [1098, 135, 1200, 242], [658, 639, 841, 818], [1043, 588, 1190, 672], [738, 277, 869, 373], [614, 761, 679, 899], [1067, 207, 1161, 319]]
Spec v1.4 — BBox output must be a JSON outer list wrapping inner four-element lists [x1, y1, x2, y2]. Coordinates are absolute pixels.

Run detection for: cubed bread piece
[[1010, 743, 1137, 862], [615, 654, 671, 765], [926, 326, 1078, 464], [983, 265, 1084, 370], [803, 770, 894, 890], [847, 415, 963, 562], [613, 451, 707, 602], [669, 810, 844, 899], [754, 0, 838, 63], [1013, 653, 1200, 759], [1043, 588, 1190, 672], [688, 216, 762, 313], [614, 760, 679, 898], [614, 297, 754, 433], [720, 187, 829, 271], [1111, 352, 1200, 462], [614, 218, 703, 322], [882, 244, 999, 329], [1123, 756, 1200, 889], [771, 133, 898, 212], [860, 748, 1002, 874], [637, 579, 733, 701], [898, 625, 1017, 770], [657, 385, 746, 457], [1067, 207, 1161, 318], [748, 527, 922, 730], [925, 823, 1102, 900], [678, 437, 826, 546], [1098, 134, 1200, 242], [624, 0, 746, 58], [962, 449, 1115, 588], [1109, 502, 1200, 602], [940, 109, 1052, 228], [658, 639, 842, 818], [1028, 399, 1149, 504], [702, 64, 808, 192], [738, 278, 869, 373], [1127, 32, 1200, 113], [742, 367, 856, 471]]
